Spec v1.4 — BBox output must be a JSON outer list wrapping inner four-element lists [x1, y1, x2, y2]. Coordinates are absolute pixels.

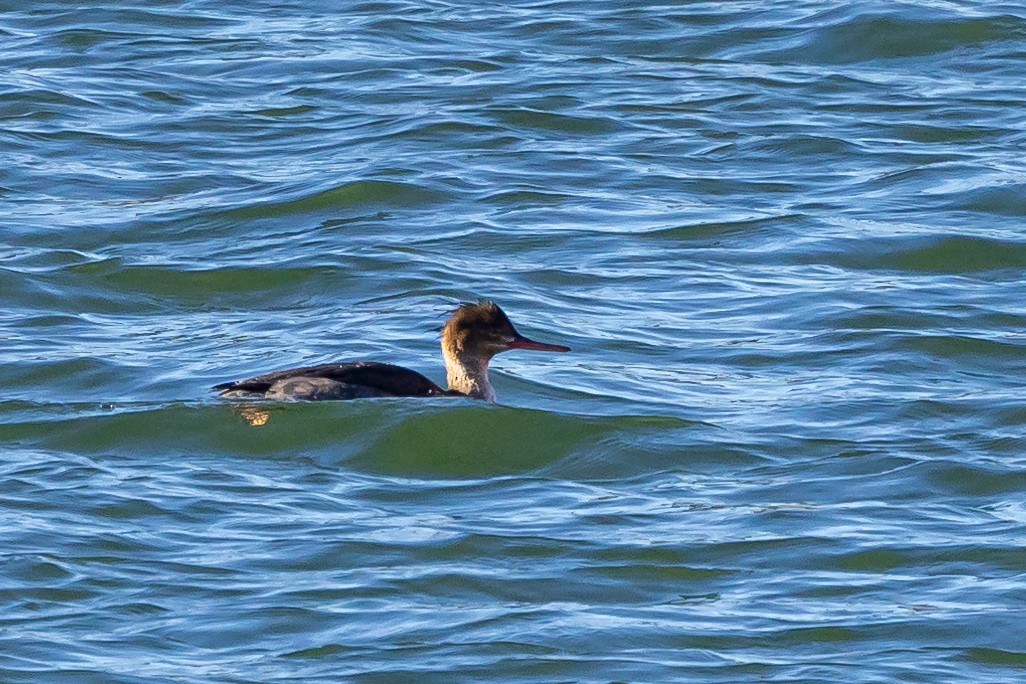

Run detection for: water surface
[[3, 1, 1026, 681]]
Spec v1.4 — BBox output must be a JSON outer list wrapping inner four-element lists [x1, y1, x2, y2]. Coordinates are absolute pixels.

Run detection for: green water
[[3, 1, 1026, 681]]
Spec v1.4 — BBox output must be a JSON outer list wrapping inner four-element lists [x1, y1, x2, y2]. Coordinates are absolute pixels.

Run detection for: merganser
[[211, 301, 570, 402]]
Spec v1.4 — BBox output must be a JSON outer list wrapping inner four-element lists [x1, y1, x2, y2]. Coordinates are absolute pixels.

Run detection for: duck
[[211, 301, 570, 402]]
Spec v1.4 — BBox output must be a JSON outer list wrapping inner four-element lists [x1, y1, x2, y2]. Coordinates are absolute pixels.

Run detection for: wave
[[217, 180, 450, 221], [0, 400, 704, 478]]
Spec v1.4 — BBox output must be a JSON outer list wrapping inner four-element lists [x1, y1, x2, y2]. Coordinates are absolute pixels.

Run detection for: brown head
[[440, 301, 570, 401], [441, 301, 570, 361]]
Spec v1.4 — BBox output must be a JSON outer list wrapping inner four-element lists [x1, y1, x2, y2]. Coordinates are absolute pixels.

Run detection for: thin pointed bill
[[507, 335, 571, 352]]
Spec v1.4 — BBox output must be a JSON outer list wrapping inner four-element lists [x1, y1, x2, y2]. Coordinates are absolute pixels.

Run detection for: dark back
[[213, 361, 448, 397]]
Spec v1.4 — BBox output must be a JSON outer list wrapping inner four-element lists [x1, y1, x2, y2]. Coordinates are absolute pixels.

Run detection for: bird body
[[211, 302, 569, 402], [212, 361, 454, 400]]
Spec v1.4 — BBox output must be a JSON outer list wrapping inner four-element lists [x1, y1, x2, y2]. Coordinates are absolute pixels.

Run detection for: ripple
[[962, 647, 1026, 667], [218, 180, 450, 221], [954, 184, 1026, 216], [756, 10, 1026, 64], [798, 235, 1026, 274], [488, 107, 621, 135]]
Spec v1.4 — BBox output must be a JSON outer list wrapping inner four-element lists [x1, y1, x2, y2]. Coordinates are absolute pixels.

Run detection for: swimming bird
[[211, 301, 570, 402]]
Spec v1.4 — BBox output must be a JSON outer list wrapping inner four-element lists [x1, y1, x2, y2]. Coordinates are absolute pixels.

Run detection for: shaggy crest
[[441, 300, 517, 353]]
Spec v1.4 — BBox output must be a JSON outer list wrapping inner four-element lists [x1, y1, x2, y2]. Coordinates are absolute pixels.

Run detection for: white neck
[[443, 347, 496, 401]]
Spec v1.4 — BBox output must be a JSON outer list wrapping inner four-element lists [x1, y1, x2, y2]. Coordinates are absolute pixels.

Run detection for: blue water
[[3, 1, 1026, 681]]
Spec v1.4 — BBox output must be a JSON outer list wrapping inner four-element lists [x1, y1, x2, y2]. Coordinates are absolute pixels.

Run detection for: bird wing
[[212, 361, 449, 397]]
